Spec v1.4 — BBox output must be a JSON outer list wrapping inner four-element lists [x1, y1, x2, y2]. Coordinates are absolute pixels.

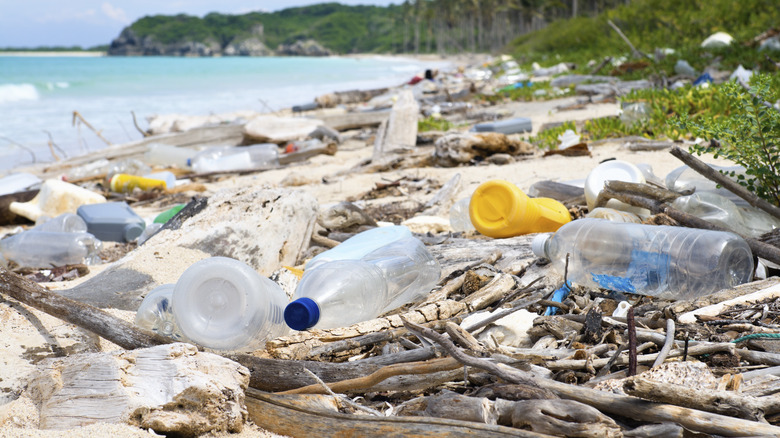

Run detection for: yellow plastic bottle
[[110, 174, 167, 193], [469, 179, 571, 238]]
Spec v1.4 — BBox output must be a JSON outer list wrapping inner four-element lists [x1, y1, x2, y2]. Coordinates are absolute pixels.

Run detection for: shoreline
[[0, 51, 106, 57]]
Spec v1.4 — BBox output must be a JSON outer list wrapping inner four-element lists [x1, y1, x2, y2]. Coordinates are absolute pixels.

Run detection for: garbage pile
[[1, 35, 780, 436]]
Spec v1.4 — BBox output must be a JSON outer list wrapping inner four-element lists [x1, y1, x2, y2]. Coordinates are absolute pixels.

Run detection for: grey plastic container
[[472, 117, 532, 134], [77, 201, 146, 242]]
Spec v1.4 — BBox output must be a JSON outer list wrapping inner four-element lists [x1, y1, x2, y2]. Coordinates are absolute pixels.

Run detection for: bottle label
[[591, 250, 669, 294]]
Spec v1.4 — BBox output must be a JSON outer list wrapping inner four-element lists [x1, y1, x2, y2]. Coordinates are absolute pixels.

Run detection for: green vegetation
[[418, 116, 454, 132], [480, 81, 576, 105], [0, 45, 107, 52], [675, 74, 780, 206]]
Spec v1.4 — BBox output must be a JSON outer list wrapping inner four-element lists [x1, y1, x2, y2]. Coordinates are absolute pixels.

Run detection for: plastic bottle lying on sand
[[304, 225, 413, 270], [0, 231, 102, 268], [134, 284, 188, 341], [671, 191, 780, 238], [449, 197, 476, 232], [189, 144, 279, 173], [284, 228, 441, 331], [665, 164, 749, 206], [468, 179, 571, 238], [9, 179, 107, 222], [109, 174, 167, 193], [532, 218, 754, 300], [144, 143, 194, 169], [172, 257, 289, 351], [33, 213, 88, 233]]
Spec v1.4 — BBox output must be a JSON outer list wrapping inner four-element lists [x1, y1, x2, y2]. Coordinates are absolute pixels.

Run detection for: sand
[[0, 55, 738, 437]]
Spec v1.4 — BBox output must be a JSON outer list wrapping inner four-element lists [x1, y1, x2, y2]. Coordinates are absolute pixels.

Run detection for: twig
[[683, 332, 689, 361], [42, 130, 67, 161], [607, 19, 647, 59], [131, 111, 151, 137], [302, 368, 383, 416], [669, 146, 780, 220], [737, 78, 776, 110], [627, 307, 637, 376], [72, 110, 112, 146], [652, 319, 675, 368], [589, 56, 612, 75], [0, 135, 36, 163]]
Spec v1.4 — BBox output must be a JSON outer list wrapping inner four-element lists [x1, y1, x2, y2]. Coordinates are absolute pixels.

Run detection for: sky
[[0, 1, 398, 48]]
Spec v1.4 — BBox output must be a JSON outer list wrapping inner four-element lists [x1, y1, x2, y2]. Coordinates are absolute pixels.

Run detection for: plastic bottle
[[63, 159, 110, 182], [189, 144, 279, 173], [32, 213, 88, 233], [109, 174, 167, 193], [77, 202, 146, 242], [9, 179, 107, 222], [284, 231, 441, 331], [531, 218, 754, 300], [585, 207, 641, 223], [172, 257, 289, 351], [144, 171, 176, 189], [0, 231, 102, 268], [305, 225, 413, 270], [143, 143, 194, 169], [468, 179, 571, 238], [449, 197, 476, 232], [665, 164, 748, 206], [134, 284, 188, 341], [671, 192, 780, 238], [105, 159, 152, 181]]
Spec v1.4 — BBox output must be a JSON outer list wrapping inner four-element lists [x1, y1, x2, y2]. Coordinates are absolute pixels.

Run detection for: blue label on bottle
[[591, 250, 669, 294], [591, 273, 637, 293]]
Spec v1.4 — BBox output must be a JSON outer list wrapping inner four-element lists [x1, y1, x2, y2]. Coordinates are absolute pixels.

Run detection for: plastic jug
[[468, 179, 571, 238], [532, 218, 753, 300], [0, 231, 102, 268], [77, 201, 146, 242], [189, 144, 279, 173], [134, 284, 188, 341], [285, 229, 441, 331], [32, 213, 88, 233], [172, 257, 289, 351], [9, 179, 107, 222], [143, 143, 194, 169]]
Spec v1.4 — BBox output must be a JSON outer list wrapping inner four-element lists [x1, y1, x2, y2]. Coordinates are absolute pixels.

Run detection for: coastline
[[0, 51, 106, 57]]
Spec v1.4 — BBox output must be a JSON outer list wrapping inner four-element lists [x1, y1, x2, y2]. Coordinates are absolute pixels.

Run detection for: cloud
[[101, 2, 130, 24]]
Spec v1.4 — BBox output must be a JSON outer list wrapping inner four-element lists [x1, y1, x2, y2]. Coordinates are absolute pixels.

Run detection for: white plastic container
[[285, 229, 441, 330], [0, 231, 102, 268], [189, 144, 279, 173], [33, 213, 88, 233], [134, 284, 188, 341], [532, 218, 753, 300], [143, 143, 194, 169], [172, 257, 289, 351], [584, 160, 649, 216], [9, 179, 107, 222]]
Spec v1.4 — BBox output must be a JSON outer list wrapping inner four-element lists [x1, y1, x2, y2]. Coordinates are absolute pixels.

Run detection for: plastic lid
[[469, 180, 527, 238], [284, 297, 320, 331], [584, 160, 645, 210], [531, 233, 551, 259], [124, 223, 144, 242]]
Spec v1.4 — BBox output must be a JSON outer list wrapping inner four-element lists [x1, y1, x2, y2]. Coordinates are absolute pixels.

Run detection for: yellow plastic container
[[469, 179, 571, 238], [110, 174, 167, 193]]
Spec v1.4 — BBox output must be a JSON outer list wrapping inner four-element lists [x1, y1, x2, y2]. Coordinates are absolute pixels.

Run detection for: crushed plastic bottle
[[665, 164, 748, 206], [189, 144, 279, 173], [134, 284, 188, 341], [285, 227, 441, 331], [33, 213, 88, 233], [0, 231, 102, 268], [172, 257, 289, 351], [671, 192, 780, 238], [532, 218, 754, 300]]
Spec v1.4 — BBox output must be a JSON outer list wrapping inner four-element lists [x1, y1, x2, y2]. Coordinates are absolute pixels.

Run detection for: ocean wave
[[0, 83, 39, 103], [44, 81, 70, 90]]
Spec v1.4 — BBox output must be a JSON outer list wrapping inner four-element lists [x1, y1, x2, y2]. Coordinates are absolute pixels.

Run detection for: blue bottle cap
[[284, 297, 320, 331]]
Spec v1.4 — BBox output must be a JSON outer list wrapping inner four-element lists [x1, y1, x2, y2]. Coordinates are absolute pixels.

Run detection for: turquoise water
[[0, 55, 447, 171]]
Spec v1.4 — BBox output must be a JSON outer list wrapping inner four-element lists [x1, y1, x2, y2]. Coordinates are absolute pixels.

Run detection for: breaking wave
[[0, 83, 39, 103]]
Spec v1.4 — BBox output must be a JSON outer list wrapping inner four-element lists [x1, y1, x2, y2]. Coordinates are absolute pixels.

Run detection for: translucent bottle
[[449, 197, 476, 232], [532, 218, 754, 300], [305, 225, 413, 270], [665, 164, 748, 206], [189, 144, 279, 173], [671, 192, 780, 238], [33, 213, 89, 233], [143, 143, 194, 169], [134, 284, 188, 341], [285, 231, 441, 331], [585, 207, 641, 223], [172, 257, 289, 351], [0, 231, 102, 268], [468, 179, 571, 238]]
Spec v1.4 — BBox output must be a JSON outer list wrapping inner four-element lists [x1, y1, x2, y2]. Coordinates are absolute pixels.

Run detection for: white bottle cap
[[584, 160, 645, 210], [531, 233, 552, 259]]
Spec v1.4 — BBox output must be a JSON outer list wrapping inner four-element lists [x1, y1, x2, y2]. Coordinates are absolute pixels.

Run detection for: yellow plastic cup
[[469, 179, 571, 238], [110, 174, 167, 193]]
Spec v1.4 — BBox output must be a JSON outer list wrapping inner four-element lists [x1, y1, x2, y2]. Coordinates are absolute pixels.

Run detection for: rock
[[432, 133, 534, 167], [243, 115, 324, 143], [276, 39, 332, 56], [107, 28, 222, 57], [59, 187, 318, 310], [224, 37, 273, 56], [25, 343, 249, 434], [401, 215, 452, 234], [701, 31, 734, 49], [674, 59, 697, 77], [308, 124, 342, 144]]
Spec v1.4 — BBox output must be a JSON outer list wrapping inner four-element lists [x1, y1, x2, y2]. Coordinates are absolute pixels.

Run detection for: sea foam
[[0, 83, 39, 103]]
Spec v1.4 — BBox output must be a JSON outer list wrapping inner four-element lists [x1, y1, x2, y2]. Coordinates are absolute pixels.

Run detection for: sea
[[0, 54, 450, 172]]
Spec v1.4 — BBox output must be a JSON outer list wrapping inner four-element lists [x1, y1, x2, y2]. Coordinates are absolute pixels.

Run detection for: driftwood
[[245, 389, 550, 438], [315, 88, 389, 108], [669, 145, 780, 220], [319, 109, 390, 131], [623, 140, 676, 151]]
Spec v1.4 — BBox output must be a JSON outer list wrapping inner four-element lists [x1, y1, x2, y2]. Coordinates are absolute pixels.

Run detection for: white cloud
[[101, 2, 130, 24]]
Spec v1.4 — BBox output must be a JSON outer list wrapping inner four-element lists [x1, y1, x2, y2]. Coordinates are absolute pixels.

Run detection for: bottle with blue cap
[[284, 226, 441, 331], [531, 218, 754, 300]]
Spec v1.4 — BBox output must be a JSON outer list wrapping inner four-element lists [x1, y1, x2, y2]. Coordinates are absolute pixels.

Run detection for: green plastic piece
[[153, 204, 185, 224]]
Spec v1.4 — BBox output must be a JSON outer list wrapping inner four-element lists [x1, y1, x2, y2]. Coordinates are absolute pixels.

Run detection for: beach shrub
[[674, 74, 780, 206], [418, 116, 453, 132]]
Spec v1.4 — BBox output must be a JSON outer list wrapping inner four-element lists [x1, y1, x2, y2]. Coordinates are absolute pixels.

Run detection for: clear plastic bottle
[[33, 213, 88, 233], [449, 197, 476, 232], [665, 164, 748, 206], [189, 144, 279, 173], [143, 143, 194, 169], [305, 225, 413, 270], [285, 231, 441, 331], [172, 257, 289, 351], [0, 231, 102, 268], [585, 207, 641, 223], [671, 192, 780, 238], [134, 284, 188, 341], [532, 218, 753, 300]]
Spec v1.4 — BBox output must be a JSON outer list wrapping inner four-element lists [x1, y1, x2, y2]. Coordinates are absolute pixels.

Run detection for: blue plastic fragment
[[544, 281, 572, 316], [693, 73, 713, 86]]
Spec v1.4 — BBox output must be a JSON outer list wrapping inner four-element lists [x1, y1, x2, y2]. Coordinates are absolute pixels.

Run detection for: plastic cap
[[531, 233, 551, 259], [124, 223, 144, 242], [284, 297, 320, 331]]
